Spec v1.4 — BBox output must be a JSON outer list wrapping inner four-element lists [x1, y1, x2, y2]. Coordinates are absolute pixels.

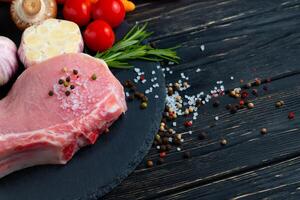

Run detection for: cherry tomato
[[84, 20, 115, 52], [92, 0, 125, 28], [63, 0, 91, 26]]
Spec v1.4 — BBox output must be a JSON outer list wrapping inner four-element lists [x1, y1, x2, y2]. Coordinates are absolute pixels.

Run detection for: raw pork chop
[[0, 53, 127, 178]]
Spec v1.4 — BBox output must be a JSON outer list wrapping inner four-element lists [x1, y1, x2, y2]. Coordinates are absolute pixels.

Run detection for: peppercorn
[[175, 134, 182, 140], [160, 145, 167, 152], [166, 144, 172, 151], [245, 83, 252, 89], [252, 89, 258, 96], [134, 92, 144, 99], [239, 100, 245, 106], [229, 90, 236, 97], [162, 137, 169, 145], [188, 107, 194, 113], [226, 104, 232, 110], [168, 87, 173, 96], [220, 138, 227, 146], [213, 100, 220, 107], [66, 76, 71, 82], [159, 152, 166, 158], [174, 138, 181, 145], [174, 82, 180, 90], [142, 96, 148, 102], [183, 151, 191, 159], [241, 91, 249, 99], [70, 85, 75, 90], [182, 109, 188, 116], [196, 99, 202, 107], [91, 73, 97, 80], [63, 81, 69, 87], [198, 132, 208, 140], [65, 90, 71, 96], [73, 69, 78, 75], [230, 107, 237, 114], [146, 160, 154, 168], [275, 101, 282, 108], [155, 134, 161, 141], [247, 102, 255, 109], [184, 120, 193, 127], [288, 112, 295, 120], [48, 90, 54, 96], [157, 158, 164, 165], [261, 128, 268, 135], [58, 79, 64, 85], [254, 78, 261, 86], [183, 82, 189, 88]]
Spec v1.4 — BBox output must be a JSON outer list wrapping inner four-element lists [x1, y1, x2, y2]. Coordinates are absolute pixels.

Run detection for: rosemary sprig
[[95, 24, 180, 68]]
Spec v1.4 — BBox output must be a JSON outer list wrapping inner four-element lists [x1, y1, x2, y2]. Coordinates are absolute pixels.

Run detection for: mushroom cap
[[10, 0, 57, 30]]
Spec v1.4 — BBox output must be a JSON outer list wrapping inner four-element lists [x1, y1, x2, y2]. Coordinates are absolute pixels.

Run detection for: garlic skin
[[0, 36, 18, 86]]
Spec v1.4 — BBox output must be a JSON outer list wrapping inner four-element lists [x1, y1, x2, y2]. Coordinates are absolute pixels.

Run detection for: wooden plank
[[154, 156, 300, 200], [104, 74, 300, 200], [127, 0, 300, 41], [103, 1, 300, 199]]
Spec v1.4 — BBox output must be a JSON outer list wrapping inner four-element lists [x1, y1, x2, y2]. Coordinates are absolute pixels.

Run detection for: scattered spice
[[91, 73, 97, 80], [220, 138, 228, 146], [70, 85, 75, 90], [146, 160, 154, 168], [247, 102, 255, 109], [159, 152, 166, 158], [275, 100, 284, 108], [288, 112, 295, 120], [254, 78, 261, 86], [73, 69, 78, 75], [63, 81, 69, 87], [58, 79, 64, 85], [65, 90, 71, 96], [261, 128, 268, 135], [48, 90, 54, 96], [252, 89, 258, 96], [213, 100, 220, 107], [184, 120, 193, 127], [157, 158, 164, 165], [66, 76, 71, 82]]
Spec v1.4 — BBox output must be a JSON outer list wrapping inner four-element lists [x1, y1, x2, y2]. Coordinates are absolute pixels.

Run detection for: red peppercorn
[[288, 112, 295, 120], [239, 100, 245, 106], [140, 75, 145, 81], [241, 91, 249, 99], [184, 120, 193, 127], [159, 152, 166, 158]]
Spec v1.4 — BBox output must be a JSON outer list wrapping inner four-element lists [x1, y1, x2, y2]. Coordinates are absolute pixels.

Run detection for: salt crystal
[[134, 68, 140, 73], [230, 76, 234, 80], [155, 95, 159, 99], [142, 80, 146, 84], [145, 90, 150, 94], [200, 44, 205, 51], [162, 68, 165, 72], [134, 79, 138, 83], [125, 92, 129, 97], [177, 147, 181, 151], [168, 138, 173, 142], [152, 70, 156, 75], [156, 146, 160, 150], [166, 67, 170, 71], [196, 68, 202, 72], [169, 71, 173, 74], [168, 61, 175, 65], [188, 131, 193, 135], [215, 116, 219, 121], [173, 122, 177, 127], [156, 65, 161, 69]]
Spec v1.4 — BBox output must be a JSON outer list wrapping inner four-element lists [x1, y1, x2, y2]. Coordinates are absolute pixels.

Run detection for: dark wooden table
[[104, 0, 300, 199]]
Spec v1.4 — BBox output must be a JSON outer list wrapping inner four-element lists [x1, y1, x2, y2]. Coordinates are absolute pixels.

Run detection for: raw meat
[[0, 53, 127, 178]]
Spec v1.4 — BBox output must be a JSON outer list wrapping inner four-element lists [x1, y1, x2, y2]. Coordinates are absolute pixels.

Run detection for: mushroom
[[10, 0, 57, 30]]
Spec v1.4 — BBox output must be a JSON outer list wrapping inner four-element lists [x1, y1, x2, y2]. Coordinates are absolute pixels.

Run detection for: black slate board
[[0, 3, 166, 200]]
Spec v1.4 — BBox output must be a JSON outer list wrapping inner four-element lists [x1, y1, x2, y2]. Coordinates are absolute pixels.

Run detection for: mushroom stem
[[22, 0, 41, 16]]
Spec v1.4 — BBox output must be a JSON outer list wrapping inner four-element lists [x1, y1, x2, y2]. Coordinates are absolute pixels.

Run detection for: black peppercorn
[[48, 91, 54, 96], [73, 69, 78, 75], [58, 79, 64, 85], [66, 76, 71, 82], [70, 85, 75, 90], [65, 90, 71, 96]]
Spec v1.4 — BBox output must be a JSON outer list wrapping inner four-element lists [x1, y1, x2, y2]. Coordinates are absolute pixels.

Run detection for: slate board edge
[[82, 68, 166, 200]]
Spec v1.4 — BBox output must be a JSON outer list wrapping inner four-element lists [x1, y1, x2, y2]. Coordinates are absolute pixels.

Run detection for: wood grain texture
[[104, 0, 300, 199]]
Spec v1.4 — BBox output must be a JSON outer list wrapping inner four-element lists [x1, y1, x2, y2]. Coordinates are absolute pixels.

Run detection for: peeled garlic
[[0, 36, 18, 86]]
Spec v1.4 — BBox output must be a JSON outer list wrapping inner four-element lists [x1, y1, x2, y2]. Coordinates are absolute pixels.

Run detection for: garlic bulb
[[0, 36, 18, 86]]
